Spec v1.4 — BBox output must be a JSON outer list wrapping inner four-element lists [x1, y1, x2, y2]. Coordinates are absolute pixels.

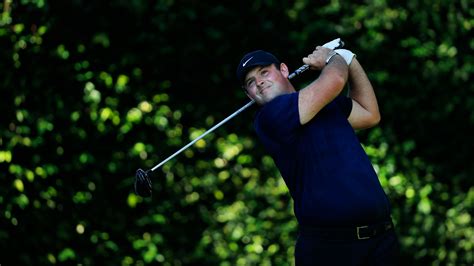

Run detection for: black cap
[[236, 50, 280, 86]]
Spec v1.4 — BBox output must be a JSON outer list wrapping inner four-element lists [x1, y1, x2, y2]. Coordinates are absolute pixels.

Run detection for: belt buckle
[[357, 225, 370, 240]]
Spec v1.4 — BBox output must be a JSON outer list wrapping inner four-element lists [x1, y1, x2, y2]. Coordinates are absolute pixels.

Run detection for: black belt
[[299, 220, 394, 240]]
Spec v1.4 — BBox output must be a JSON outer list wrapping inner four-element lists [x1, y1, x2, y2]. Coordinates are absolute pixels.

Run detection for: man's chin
[[255, 92, 278, 105], [259, 97, 273, 105]]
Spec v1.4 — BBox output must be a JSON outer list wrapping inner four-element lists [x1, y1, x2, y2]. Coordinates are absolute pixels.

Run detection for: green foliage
[[0, 0, 472, 265]]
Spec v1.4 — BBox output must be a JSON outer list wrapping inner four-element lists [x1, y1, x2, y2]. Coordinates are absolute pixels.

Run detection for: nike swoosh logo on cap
[[242, 56, 253, 67]]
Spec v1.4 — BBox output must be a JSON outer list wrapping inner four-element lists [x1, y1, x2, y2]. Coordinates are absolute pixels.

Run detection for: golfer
[[236, 44, 400, 265]]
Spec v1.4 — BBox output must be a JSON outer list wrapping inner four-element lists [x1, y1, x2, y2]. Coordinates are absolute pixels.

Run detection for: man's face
[[244, 63, 291, 105]]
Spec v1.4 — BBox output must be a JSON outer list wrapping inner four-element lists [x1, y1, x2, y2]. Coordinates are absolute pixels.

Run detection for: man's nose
[[255, 76, 264, 86]]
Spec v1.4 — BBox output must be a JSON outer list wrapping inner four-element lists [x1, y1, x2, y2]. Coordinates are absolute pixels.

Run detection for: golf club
[[135, 38, 345, 197]]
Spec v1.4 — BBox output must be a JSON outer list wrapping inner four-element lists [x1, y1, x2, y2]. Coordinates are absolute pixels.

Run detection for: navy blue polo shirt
[[254, 92, 391, 227]]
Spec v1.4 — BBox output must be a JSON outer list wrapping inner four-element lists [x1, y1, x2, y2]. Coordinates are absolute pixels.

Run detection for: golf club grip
[[288, 64, 310, 79]]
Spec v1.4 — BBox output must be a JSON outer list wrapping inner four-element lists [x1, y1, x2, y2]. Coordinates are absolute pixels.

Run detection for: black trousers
[[295, 227, 400, 266]]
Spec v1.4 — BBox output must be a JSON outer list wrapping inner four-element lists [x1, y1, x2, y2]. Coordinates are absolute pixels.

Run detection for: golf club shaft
[[150, 100, 255, 172], [150, 38, 344, 172]]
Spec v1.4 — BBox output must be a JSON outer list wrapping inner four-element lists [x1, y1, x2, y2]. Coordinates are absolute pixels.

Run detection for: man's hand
[[302, 46, 334, 71]]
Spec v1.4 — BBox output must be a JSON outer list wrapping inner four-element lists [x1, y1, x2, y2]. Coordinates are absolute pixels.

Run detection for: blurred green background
[[0, 0, 472, 265]]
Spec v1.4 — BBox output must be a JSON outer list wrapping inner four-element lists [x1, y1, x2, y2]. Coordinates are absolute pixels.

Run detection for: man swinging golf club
[[236, 43, 400, 265], [134, 38, 399, 265]]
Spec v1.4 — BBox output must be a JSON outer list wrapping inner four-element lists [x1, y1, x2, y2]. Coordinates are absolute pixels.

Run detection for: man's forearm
[[348, 58, 380, 120], [298, 54, 348, 125]]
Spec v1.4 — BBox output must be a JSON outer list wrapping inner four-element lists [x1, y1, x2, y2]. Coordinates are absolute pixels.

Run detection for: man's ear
[[280, 63, 289, 78]]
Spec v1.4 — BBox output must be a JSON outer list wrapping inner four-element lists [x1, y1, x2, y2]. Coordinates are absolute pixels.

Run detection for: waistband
[[299, 220, 394, 240]]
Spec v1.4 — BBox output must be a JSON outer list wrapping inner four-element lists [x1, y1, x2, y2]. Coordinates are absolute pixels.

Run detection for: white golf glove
[[322, 38, 344, 50], [335, 48, 356, 65]]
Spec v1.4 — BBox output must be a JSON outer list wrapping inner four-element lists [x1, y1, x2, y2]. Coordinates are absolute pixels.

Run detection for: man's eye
[[247, 80, 255, 88]]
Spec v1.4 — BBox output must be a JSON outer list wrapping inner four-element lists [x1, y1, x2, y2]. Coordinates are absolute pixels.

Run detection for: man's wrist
[[335, 49, 356, 65], [325, 50, 338, 65]]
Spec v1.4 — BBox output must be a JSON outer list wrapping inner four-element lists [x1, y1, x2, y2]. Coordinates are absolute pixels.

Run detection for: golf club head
[[134, 168, 152, 197]]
